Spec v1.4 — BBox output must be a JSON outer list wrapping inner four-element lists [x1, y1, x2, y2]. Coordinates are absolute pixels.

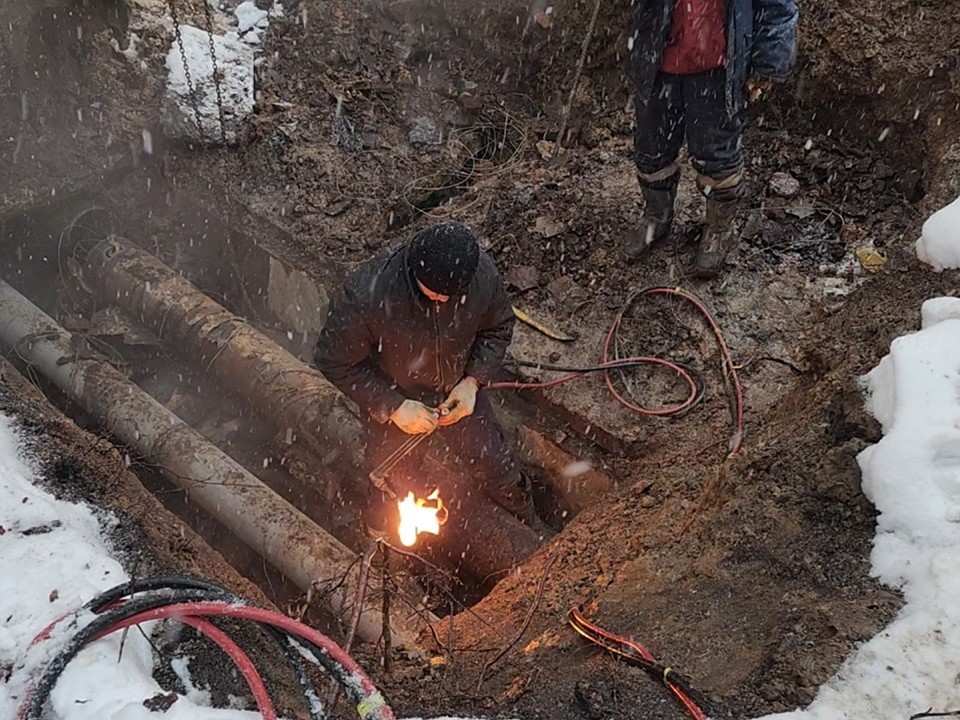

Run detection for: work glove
[[438, 377, 480, 427], [746, 77, 775, 103], [390, 400, 440, 434]]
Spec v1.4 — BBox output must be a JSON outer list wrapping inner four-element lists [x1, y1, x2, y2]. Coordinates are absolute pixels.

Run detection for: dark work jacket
[[314, 245, 515, 424], [631, 0, 798, 117]]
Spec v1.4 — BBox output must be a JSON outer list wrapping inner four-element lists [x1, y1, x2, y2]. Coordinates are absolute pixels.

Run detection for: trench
[[0, 177, 582, 631]]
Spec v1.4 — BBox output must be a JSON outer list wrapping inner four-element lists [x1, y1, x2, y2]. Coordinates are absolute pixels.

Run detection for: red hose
[[492, 287, 744, 454], [92, 616, 278, 720], [639, 287, 744, 454], [88, 601, 395, 720]]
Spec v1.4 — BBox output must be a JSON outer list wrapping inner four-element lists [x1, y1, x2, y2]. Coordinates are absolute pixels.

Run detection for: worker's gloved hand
[[438, 377, 480, 427], [390, 400, 440, 434], [746, 77, 775, 103]]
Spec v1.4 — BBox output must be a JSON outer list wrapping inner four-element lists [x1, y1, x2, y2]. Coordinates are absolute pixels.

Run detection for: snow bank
[[162, 25, 254, 145], [916, 194, 960, 270], [760, 300, 960, 720]]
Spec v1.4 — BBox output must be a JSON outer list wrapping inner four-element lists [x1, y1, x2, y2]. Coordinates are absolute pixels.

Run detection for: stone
[[769, 171, 801, 198], [407, 116, 441, 150], [505, 265, 540, 292]]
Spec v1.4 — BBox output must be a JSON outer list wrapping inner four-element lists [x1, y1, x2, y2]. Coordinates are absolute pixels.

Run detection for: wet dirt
[[1, 0, 959, 718]]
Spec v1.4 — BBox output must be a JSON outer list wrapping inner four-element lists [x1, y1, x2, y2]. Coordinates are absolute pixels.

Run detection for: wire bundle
[[16, 575, 395, 720]]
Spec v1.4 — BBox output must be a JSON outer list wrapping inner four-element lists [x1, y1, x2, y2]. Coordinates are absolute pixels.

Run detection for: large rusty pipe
[[84, 238, 361, 474], [0, 278, 427, 651], [84, 239, 542, 580]]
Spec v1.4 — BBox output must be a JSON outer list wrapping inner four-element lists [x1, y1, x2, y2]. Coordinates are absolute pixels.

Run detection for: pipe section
[[0, 278, 426, 651], [84, 239, 542, 581]]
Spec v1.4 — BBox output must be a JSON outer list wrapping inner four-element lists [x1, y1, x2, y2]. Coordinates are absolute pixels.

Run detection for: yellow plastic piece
[[512, 306, 576, 342]]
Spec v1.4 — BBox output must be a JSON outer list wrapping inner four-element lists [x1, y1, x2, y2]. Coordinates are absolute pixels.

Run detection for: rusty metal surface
[[85, 238, 361, 472], [0, 278, 428, 650], [84, 238, 543, 582]]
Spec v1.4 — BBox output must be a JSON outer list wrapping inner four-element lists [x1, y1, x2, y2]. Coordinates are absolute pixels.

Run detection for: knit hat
[[407, 222, 480, 296]]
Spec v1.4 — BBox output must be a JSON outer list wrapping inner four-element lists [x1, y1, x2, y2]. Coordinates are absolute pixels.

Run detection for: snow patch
[[921, 296, 960, 329], [162, 25, 254, 145], [0, 414, 254, 720], [760, 301, 960, 720], [916, 194, 960, 270]]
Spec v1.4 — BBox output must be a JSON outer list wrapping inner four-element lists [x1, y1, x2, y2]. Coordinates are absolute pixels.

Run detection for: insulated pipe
[[84, 238, 362, 474], [0, 278, 426, 651], [83, 238, 543, 580]]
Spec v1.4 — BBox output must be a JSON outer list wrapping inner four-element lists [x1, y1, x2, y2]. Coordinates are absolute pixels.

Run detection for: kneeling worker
[[314, 221, 535, 535]]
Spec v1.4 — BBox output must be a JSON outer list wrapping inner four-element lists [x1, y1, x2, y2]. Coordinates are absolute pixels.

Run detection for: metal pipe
[[83, 238, 361, 474], [0, 278, 426, 651], [83, 238, 543, 581]]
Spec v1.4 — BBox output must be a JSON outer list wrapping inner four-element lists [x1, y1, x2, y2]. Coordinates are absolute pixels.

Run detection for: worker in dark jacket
[[624, 0, 798, 276], [314, 222, 533, 534]]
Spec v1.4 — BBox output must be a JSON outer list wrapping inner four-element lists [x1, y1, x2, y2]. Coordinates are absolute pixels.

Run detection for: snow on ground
[[162, 25, 254, 145], [161, 2, 285, 143], [916, 194, 960, 270], [761, 298, 960, 720], [0, 412, 488, 719], [0, 415, 255, 720]]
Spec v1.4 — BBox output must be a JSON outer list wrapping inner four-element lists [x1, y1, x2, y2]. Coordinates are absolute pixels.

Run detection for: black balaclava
[[407, 222, 480, 297]]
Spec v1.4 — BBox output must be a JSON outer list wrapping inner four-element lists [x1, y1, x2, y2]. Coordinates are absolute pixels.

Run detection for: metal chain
[[552, 0, 603, 163], [167, 0, 206, 143], [201, 0, 229, 144]]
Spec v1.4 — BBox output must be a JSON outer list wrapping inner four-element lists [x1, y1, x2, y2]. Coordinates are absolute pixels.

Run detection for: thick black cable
[[25, 585, 329, 720], [85, 576, 325, 720]]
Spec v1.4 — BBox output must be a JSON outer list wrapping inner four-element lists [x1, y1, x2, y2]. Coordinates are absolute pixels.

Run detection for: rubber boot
[[693, 196, 740, 278], [623, 181, 678, 261]]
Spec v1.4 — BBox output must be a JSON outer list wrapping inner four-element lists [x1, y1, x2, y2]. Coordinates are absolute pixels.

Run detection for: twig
[[476, 548, 561, 690], [910, 711, 960, 720], [381, 543, 393, 673], [326, 541, 377, 709]]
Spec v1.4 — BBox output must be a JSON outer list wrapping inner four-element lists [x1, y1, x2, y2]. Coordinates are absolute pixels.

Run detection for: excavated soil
[[2, 0, 960, 719]]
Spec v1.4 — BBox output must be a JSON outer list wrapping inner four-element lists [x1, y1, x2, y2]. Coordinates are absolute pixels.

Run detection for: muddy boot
[[693, 197, 740, 278], [623, 181, 678, 261]]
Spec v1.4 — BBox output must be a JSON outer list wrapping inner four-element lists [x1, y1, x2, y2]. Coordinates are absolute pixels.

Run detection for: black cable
[[24, 587, 367, 720], [86, 575, 325, 720]]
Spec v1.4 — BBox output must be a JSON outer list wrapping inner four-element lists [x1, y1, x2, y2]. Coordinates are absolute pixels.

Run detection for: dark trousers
[[634, 69, 745, 196], [363, 391, 528, 527]]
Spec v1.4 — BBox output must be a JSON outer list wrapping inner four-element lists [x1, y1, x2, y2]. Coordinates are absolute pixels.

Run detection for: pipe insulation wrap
[[0, 278, 423, 651]]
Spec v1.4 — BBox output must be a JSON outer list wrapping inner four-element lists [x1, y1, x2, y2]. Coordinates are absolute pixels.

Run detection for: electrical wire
[[568, 608, 714, 720], [85, 576, 324, 720], [53, 601, 392, 719], [18, 580, 362, 720], [493, 286, 744, 453], [176, 615, 277, 720]]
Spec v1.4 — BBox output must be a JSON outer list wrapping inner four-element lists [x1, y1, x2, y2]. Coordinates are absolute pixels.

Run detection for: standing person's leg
[[683, 69, 747, 277], [625, 73, 687, 259], [437, 391, 533, 522]]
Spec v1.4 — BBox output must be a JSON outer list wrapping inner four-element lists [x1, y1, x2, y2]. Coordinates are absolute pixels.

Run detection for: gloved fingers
[[392, 400, 440, 434], [439, 403, 472, 426]]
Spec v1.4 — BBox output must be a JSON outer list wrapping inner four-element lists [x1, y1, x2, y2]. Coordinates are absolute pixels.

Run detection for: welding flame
[[397, 489, 445, 547]]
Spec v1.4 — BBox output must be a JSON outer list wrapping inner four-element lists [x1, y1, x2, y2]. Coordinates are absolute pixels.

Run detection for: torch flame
[[397, 489, 445, 547]]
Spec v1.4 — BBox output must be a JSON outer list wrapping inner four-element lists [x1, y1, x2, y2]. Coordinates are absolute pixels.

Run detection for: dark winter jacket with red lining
[[314, 245, 515, 424], [631, 0, 798, 115]]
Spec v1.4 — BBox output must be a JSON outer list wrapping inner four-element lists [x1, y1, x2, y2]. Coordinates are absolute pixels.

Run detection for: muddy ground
[[2, 0, 960, 719]]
